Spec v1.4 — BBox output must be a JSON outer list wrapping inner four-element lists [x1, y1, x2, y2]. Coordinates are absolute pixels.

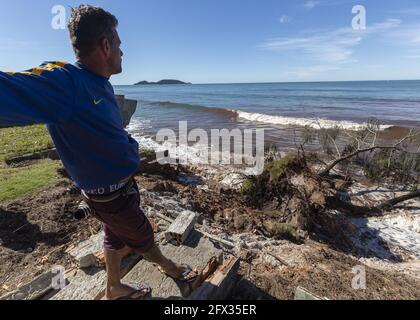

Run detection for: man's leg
[[105, 243, 192, 299], [142, 243, 191, 279], [104, 246, 146, 300]]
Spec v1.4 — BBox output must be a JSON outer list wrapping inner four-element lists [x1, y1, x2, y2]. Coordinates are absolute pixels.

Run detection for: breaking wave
[[143, 100, 394, 131], [233, 110, 394, 131]]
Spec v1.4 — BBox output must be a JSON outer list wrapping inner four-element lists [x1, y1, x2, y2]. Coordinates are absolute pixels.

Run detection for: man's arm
[[0, 61, 75, 127]]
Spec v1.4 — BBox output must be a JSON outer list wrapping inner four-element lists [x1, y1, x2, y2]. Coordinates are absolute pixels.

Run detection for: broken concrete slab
[[165, 210, 198, 245], [122, 230, 224, 299], [47, 231, 140, 300], [1, 271, 55, 300], [45, 223, 237, 300], [48, 254, 141, 300], [66, 232, 104, 269]]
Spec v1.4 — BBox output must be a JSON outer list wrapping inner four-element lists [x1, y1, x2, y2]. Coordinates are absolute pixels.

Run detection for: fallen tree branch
[[319, 128, 418, 177], [318, 146, 396, 177], [327, 189, 420, 217], [376, 190, 420, 210]]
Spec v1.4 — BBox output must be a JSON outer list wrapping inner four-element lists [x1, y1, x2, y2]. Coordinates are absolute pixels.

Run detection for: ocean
[[114, 80, 420, 154]]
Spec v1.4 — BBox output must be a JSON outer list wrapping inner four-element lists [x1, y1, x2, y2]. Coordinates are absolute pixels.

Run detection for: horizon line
[[114, 78, 420, 86]]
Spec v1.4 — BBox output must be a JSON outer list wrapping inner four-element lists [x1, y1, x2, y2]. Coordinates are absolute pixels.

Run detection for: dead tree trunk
[[327, 189, 420, 217], [377, 190, 420, 210]]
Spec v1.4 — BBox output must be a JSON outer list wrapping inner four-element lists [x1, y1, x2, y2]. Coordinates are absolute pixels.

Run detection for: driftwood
[[188, 256, 240, 300]]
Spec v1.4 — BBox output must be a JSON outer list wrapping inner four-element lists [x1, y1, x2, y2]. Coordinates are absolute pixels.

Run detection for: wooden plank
[[188, 256, 240, 300], [165, 210, 198, 245], [122, 230, 223, 299]]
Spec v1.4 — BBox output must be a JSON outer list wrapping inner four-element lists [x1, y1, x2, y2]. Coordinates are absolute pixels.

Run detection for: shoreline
[[128, 119, 417, 170]]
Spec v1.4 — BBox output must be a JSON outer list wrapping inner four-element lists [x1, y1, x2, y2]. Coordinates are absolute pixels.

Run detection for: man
[[0, 5, 197, 300]]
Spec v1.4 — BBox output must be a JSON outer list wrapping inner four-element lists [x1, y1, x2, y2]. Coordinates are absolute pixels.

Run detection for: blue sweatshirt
[[0, 61, 140, 191]]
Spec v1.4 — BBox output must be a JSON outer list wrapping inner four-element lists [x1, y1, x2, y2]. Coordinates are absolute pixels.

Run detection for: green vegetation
[[0, 125, 53, 163], [241, 153, 304, 209], [265, 153, 298, 183], [139, 148, 157, 159], [0, 125, 61, 202], [0, 160, 61, 202], [240, 178, 254, 194], [242, 153, 298, 195]]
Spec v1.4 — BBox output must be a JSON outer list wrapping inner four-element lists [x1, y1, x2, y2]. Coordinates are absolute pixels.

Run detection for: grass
[[0, 125, 61, 202], [0, 125, 53, 163], [0, 160, 62, 202]]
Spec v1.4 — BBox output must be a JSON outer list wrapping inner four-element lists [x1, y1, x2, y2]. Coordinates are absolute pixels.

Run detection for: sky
[[1, 0, 420, 84]]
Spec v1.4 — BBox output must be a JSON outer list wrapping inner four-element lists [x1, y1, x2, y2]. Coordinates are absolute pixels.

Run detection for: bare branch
[[319, 145, 396, 177], [319, 126, 419, 177], [377, 189, 420, 211]]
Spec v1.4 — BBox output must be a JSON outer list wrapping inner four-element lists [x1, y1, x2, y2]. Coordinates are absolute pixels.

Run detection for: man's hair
[[68, 5, 118, 59]]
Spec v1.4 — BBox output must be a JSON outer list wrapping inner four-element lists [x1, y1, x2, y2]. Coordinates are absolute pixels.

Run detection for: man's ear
[[100, 37, 112, 58]]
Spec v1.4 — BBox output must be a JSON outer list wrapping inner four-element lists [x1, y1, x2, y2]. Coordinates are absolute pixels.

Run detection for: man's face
[[108, 28, 123, 75]]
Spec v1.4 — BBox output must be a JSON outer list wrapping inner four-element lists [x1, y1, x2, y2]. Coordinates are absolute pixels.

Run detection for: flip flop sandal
[[116, 282, 152, 300], [158, 264, 199, 284]]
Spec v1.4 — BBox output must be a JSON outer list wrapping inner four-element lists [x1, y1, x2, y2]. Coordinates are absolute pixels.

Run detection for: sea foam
[[234, 110, 394, 131]]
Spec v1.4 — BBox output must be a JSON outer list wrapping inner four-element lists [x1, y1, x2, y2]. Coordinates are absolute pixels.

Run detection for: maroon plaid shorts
[[86, 185, 155, 254]]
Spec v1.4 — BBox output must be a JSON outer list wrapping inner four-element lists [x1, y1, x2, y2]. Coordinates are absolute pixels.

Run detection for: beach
[[115, 80, 420, 157]]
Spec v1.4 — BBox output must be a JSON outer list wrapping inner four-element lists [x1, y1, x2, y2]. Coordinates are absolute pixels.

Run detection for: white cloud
[[259, 18, 407, 79], [383, 23, 420, 60], [396, 8, 420, 16], [279, 15, 292, 24], [303, 1, 320, 10], [260, 19, 402, 64]]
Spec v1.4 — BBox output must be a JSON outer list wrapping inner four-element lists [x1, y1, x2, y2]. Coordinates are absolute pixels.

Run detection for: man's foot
[[158, 262, 199, 283], [106, 282, 151, 300]]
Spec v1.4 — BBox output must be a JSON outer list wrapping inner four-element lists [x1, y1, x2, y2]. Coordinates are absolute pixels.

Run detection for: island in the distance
[[134, 79, 192, 85]]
